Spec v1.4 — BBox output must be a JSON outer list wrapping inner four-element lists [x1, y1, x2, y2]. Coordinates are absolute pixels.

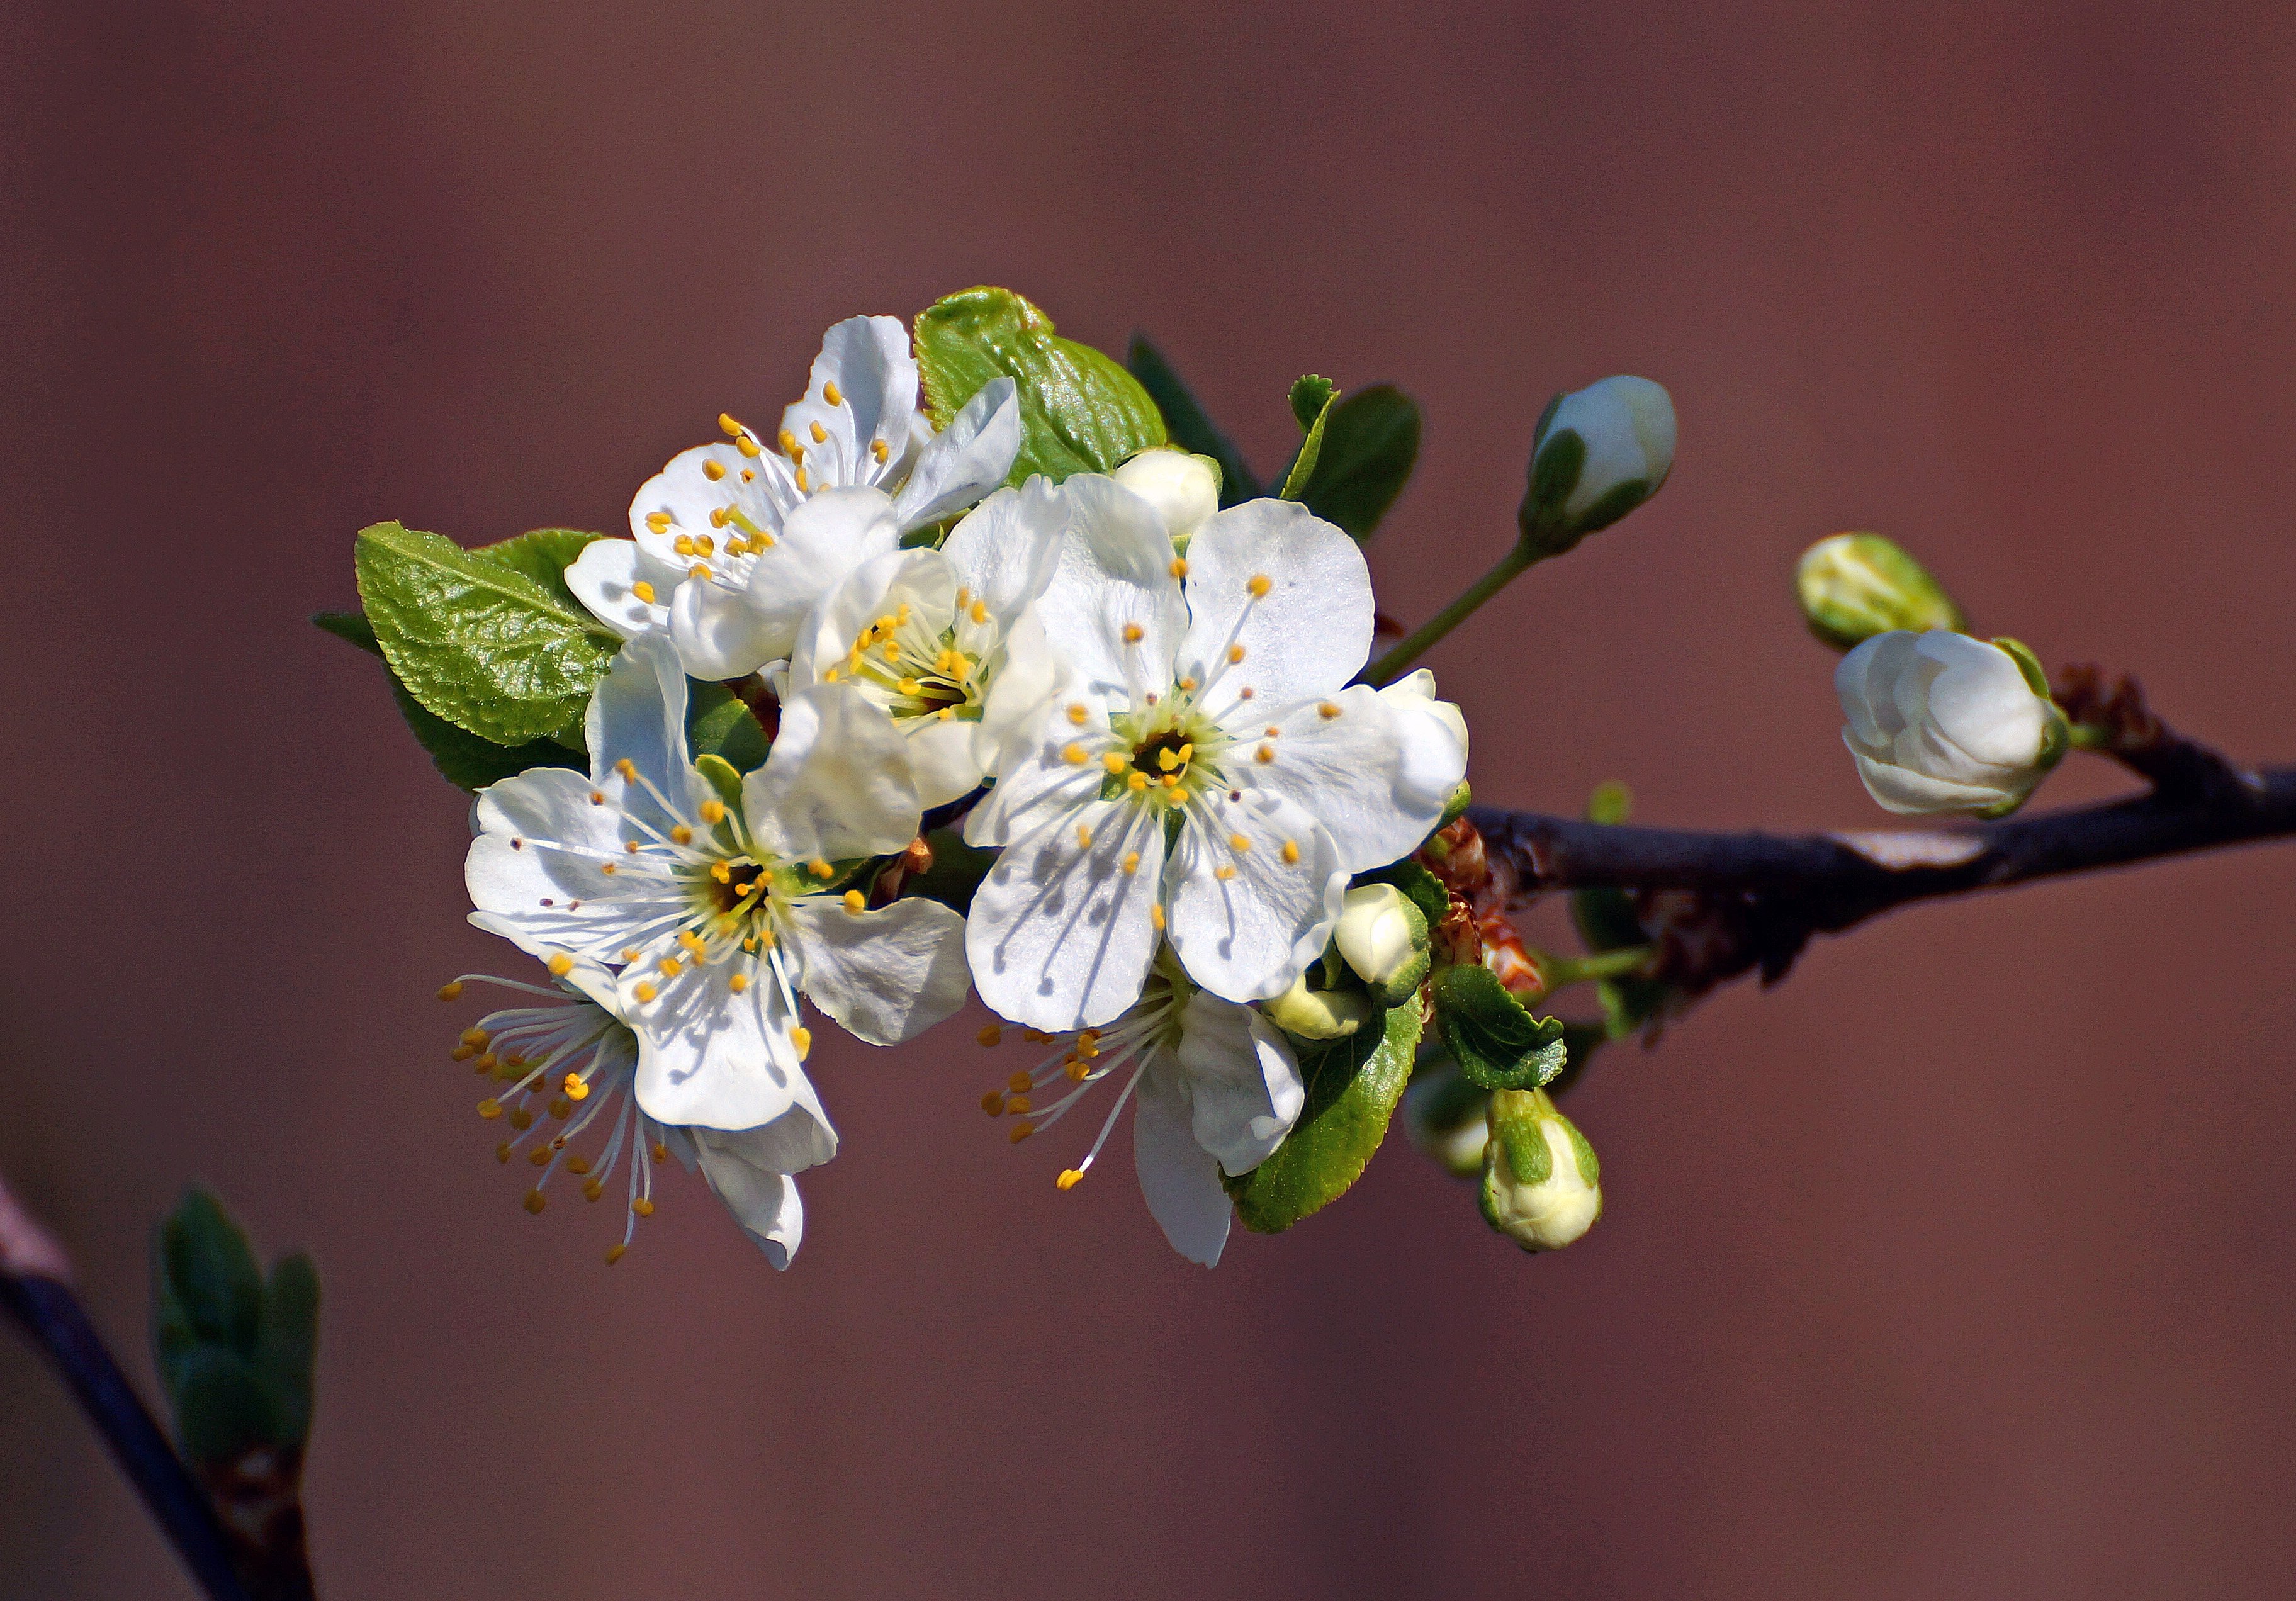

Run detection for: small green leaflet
[[1124, 335, 1261, 505], [354, 520, 619, 746], [1225, 1000, 1423, 1233], [914, 287, 1167, 486], [1293, 385, 1422, 540], [151, 1189, 320, 1464], [1278, 374, 1338, 499], [1431, 963, 1569, 1091]]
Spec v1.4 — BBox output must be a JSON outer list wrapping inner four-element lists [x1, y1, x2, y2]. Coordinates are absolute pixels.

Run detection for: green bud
[[1517, 376, 1675, 559], [1402, 1056, 1490, 1178], [1333, 884, 1431, 1006], [1477, 1088, 1601, 1252], [1794, 532, 1966, 651], [1264, 974, 1375, 1042]]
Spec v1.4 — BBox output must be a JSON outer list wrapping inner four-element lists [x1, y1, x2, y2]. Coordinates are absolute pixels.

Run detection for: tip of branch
[[0, 1171, 74, 1283]]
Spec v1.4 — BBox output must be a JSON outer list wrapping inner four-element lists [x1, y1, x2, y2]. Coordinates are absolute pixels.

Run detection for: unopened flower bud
[[1519, 376, 1675, 556], [1264, 974, 1374, 1041], [1333, 883, 1430, 1006], [1796, 532, 1966, 651], [1478, 1087, 1600, 1252], [1837, 629, 2066, 817], [1403, 1059, 1489, 1178], [1113, 447, 1220, 542]]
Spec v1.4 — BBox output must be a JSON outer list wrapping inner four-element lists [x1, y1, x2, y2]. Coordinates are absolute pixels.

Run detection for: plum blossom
[[1835, 629, 2066, 816]]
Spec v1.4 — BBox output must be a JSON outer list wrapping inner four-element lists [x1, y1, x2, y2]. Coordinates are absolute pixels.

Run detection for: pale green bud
[[1113, 447, 1221, 542], [1264, 975, 1374, 1042], [1796, 532, 1966, 651], [1478, 1088, 1601, 1252], [1334, 884, 1429, 1004], [1519, 376, 1675, 557], [1403, 1059, 1490, 1178]]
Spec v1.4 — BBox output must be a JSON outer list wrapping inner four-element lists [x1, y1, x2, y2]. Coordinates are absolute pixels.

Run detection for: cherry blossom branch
[[0, 1171, 254, 1601]]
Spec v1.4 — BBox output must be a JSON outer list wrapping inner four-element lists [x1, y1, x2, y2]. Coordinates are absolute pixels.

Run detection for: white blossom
[[1836, 629, 2064, 816], [964, 478, 1467, 1032], [1533, 375, 1676, 530], [1111, 447, 1219, 542], [1334, 884, 1420, 988], [465, 634, 972, 1140], [568, 315, 1020, 680], [978, 952, 1303, 1267]]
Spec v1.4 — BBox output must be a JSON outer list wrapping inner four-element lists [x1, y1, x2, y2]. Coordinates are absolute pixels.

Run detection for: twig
[[0, 1172, 254, 1601]]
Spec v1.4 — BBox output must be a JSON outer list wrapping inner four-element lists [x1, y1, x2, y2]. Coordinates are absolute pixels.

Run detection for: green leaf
[[153, 1189, 262, 1395], [1227, 1001, 1422, 1233], [171, 1346, 288, 1464], [312, 609, 382, 657], [687, 682, 771, 772], [354, 520, 619, 745], [254, 1254, 320, 1446], [472, 527, 607, 615], [387, 673, 580, 791], [1361, 860, 1451, 933], [1432, 964, 1568, 1091], [1278, 375, 1339, 500], [915, 287, 1166, 486], [903, 827, 996, 916], [1297, 385, 1422, 539], [693, 753, 746, 814], [1124, 335, 1261, 505]]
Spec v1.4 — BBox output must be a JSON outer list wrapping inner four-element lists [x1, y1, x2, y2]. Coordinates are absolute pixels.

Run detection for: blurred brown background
[[5, 1, 2294, 1595]]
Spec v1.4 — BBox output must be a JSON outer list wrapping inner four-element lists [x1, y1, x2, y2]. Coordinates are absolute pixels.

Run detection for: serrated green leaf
[[1278, 376, 1339, 500], [1361, 860, 1451, 933], [473, 527, 607, 615], [915, 287, 1165, 486], [1432, 964, 1568, 1090], [388, 673, 580, 791], [354, 520, 619, 744], [312, 609, 383, 656], [687, 682, 771, 772], [1297, 385, 1422, 540], [172, 1346, 289, 1464], [1226, 1001, 1422, 1233], [1124, 335, 1261, 505]]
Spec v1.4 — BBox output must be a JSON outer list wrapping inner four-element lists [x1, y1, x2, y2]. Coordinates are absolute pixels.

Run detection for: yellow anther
[[563, 1073, 589, 1101], [1229, 833, 1252, 852], [460, 1027, 491, 1047], [633, 981, 657, 1003], [1122, 851, 1140, 875], [937, 707, 954, 720], [809, 420, 827, 444], [646, 511, 673, 534], [1159, 773, 1181, 789], [625, 840, 640, 853], [495, 1142, 513, 1164], [742, 469, 755, 481], [795, 466, 809, 492], [881, 639, 901, 661], [824, 667, 840, 683], [978, 1023, 1004, 1047], [1129, 772, 1149, 791], [789, 1026, 812, 1060], [632, 1197, 656, 1218], [753, 532, 774, 548], [780, 429, 799, 456], [529, 1145, 553, 1166], [1064, 1060, 1089, 1081], [1157, 747, 1181, 772], [1265, 726, 1281, 738], [1023, 1029, 1055, 1043], [898, 677, 921, 695], [583, 1178, 604, 1201], [600, 862, 617, 876], [1282, 839, 1301, 864], [1102, 752, 1127, 773], [1319, 702, 1341, 719], [436, 980, 464, 1001], [811, 859, 834, 878], [614, 758, 638, 781], [969, 600, 988, 624], [697, 530, 718, 552], [547, 952, 573, 977], [736, 433, 763, 458], [728, 973, 748, 994], [621, 947, 641, 962], [699, 799, 726, 824], [1076, 824, 1095, 848], [690, 563, 712, 581], [450, 1043, 476, 1062], [720, 412, 742, 437], [823, 380, 843, 406], [1247, 573, 1272, 598], [702, 458, 726, 481], [1151, 903, 1166, 930], [951, 655, 972, 682], [1178, 677, 1197, 692], [981, 1090, 1006, 1116], [658, 956, 683, 977], [843, 890, 867, 914], [473, 1053, 497, 1073], [1216, 865, 1238, 881], [478, 1098, 503, 1119], [1006, 1094, 1032, 1115], [675, 534, 696, 556], [1006, 1070, 1033, 1093], [604, 1244, 627, 1265], [651, 1142, 668, 1163], [567, 1155, 591, 1176], [872, 439, 889, 463], [1057, 1169, 1084, 1191], [1256, 744, 1276, 763], [1068, 702, 1089, 725], [548, 1096, 572, 1120], [1062, 743, 1088, 765], [1228, 644, 1247, 663], [1122, 622, 1144, 643], [1169, 557, 1189, 578], [524, 1189, 547, 1215], [1009, 1121, 1036, 1143]]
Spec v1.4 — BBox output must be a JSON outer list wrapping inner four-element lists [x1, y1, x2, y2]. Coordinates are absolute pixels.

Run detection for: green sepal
[[1488, 1091, 1554, 1184], [471, 527, 607, 615], [1277, 375, 1339, 500], [1293, 385, 1421, 541], [1359, 860, 1450, 933], [902, 827, 996, 916], [1436, 780, 1472, 832], [1431, 964, 1569, 1090], [1225, 1000, 1422, 1233], [354, 520, 619, 745], [692, 753, 746, 817], [1125, 335, 1261, 505], [687, 682, 771, 772], [1990, 635, 2051, 699], [1585, 778, 1633, 826], [914, 287, 1165, 486]]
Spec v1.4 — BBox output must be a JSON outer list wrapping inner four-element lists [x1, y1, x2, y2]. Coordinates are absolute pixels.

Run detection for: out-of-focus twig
[[0, 1169, 254, 1601]]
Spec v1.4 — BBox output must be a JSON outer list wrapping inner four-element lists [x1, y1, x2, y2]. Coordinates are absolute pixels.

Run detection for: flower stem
[[1363, 545, 1536, 687]]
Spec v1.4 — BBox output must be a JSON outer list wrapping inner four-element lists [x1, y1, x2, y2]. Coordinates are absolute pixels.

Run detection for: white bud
[[1534, 376, 1675, 529], [1478, 1089, 1601, 1252], [1113, 449, 1220, 542], [1835, 630, 2066, 817], [1334, 884, 1424, 991], [1263, 974, 1373, 1041], [1403, 1062, 1490, 1179]]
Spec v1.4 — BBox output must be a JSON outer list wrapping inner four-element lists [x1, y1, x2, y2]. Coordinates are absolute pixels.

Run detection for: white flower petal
[[904, 715, 988, 812], [1178, 499, 1373, 704], [780, 315, 917, 494], [781, 894, 972, 1046], [787, 547, 955, 692], [587, 636, 712, 831], [1174, 991, 1305, 1176], [466, 768, 664, 962], [1132, 1063, 1234, 1267], [564, 537, 675, 641], [1166, 791, 1347, 1004], [973, 605, 1068, 784], [940, 477, 1069, 626], [742, 684, 922, 867], [1032, 475, 1187, 698], [959, 696, 1111, 848], [891, 378, 1022, 529], [1245, 685, 1460, 873], [669, 577, 784, 681], [627, 956, 812, 1131], [966, 797, 1167, 1031], [1376, 668, 1470, 773], [691, 1136, 807, 1269], [1845, 740, 2019, 814], [734, 485, 904, 666]]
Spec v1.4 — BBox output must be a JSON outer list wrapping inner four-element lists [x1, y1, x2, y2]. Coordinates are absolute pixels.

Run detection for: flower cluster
[[433, 314, 1469, 1269]]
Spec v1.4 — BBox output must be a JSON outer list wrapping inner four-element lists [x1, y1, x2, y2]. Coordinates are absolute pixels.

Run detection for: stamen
[[1282, 840, 1301, 864], [1247, 574, 1272, 597], [645, 512, 672, 534], [823, 380, 843, 406], [977, 1024, 1004, 1047], [1169, 557, 1188, 578]]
